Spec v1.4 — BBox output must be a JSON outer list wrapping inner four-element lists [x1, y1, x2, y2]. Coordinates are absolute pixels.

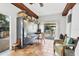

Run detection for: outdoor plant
[[0, 13, 9, 31]]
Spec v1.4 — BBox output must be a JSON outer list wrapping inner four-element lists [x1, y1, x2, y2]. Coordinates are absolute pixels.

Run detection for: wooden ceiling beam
[[11, 3, 39, 19], [62, 3, 76, 16]]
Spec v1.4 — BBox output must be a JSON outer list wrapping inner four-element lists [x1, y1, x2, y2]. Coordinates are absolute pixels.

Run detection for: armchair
[[54, 38, 78, 56]]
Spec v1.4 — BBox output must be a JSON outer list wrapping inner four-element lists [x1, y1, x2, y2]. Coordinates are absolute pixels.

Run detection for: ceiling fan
[[29, 3, 44, 7]]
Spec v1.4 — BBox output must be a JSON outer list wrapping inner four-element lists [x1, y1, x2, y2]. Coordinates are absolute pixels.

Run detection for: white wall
[[71, 4, 79, 38], [70, 4, 79, 56], [66, 10, 72, 37], [25, 22, 37, 33], [0, 3, 21, 50], [39, 13, 66, 39]]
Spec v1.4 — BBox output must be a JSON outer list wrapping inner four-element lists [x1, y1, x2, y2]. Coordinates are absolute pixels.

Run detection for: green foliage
[[0, 13, 6, 20], [0, 13, 9, 31]]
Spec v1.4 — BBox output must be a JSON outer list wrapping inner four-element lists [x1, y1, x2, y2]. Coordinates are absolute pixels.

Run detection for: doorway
[[44, 23, 56, 40]]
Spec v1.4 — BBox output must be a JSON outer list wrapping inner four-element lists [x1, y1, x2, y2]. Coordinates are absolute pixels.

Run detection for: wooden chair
[[12, 39, 21, 51], [38, 33, 45, 44]]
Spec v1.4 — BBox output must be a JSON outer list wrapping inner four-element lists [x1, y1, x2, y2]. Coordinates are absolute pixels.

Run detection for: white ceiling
[[24, 3, 66, 17]]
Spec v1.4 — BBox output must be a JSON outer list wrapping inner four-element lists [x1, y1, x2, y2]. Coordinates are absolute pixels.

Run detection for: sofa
[[24, 33, 38, 45]]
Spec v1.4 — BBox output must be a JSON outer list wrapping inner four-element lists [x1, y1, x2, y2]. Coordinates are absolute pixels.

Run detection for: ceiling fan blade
[[29, 3, 33, 5], [29, 3, 44, 7], [39, 3, 43, 7]]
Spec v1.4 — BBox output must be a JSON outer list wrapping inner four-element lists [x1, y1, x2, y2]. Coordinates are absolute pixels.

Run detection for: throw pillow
[[68, 38, 73, 44], [64, 37, 69, 45]]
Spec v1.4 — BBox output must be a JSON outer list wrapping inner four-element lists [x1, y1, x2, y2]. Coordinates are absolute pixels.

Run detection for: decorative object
[[68, 14, 72, 23]]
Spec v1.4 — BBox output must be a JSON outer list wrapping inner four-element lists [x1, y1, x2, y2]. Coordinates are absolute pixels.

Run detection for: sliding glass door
[[0, 13, 9, 52]]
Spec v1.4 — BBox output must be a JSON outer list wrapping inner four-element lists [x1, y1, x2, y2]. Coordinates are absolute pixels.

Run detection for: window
[[0, 13, 9, 38]]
